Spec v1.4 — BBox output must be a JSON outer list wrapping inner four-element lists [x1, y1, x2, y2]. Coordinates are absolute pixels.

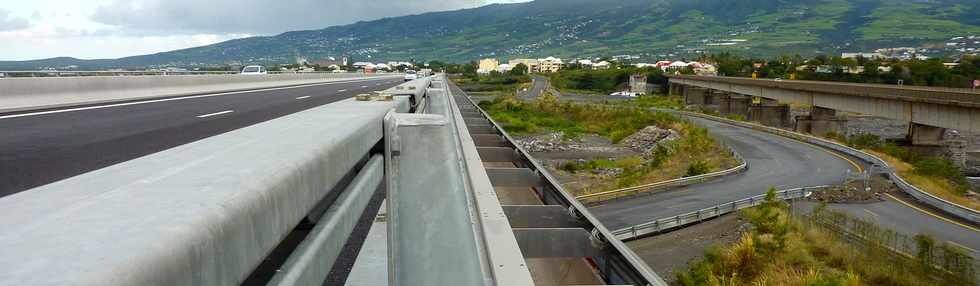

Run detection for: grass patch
[[676, 188, 976, 286], [623, 95, 684, 110], [454, 73, 531, 93], [480, 93, 737, 197], [479, 93, 677, 142]]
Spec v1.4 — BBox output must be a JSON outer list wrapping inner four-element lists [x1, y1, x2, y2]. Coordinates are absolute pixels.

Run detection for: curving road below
[[590, 116, 857, 229], [590, 114, 979, 257]]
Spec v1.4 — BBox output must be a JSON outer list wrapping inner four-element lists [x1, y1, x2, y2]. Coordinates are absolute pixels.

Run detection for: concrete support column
[[945, 140, 968, 168], [749, 99, 791, 128], [795, 106, 848, 137], [717, 92, 733, 115], [728, 94, 751, 119], [908, 123, 946, 146], [684, 87, 708, 106], [701, 89, 722, 113]]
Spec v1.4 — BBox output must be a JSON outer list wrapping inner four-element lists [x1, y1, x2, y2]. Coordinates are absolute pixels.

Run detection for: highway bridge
[[0, 72, 977, 285]]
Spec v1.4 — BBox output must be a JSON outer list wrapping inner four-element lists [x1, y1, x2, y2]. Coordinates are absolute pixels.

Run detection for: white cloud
[[0, 9, 30, 31], [0, 0, 532, 61], [91, 0, 506, 35]]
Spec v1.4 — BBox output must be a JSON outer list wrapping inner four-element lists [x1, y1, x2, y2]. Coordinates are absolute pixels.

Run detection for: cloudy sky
[[0, 0, 529, 61]]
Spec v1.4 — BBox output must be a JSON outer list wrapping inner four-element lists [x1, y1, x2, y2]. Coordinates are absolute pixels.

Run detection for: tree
[[510, 63, 529, 76]]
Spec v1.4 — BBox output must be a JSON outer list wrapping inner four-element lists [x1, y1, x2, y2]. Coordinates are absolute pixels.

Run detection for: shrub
[[686, 160, 712, 177], [847, 133, 882, 149]]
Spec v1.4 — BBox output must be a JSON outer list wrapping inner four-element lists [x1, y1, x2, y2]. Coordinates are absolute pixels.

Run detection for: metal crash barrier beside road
[[0, 81, 411, 285], [0, 74, 667, 286], [612, 186, 830, 240]]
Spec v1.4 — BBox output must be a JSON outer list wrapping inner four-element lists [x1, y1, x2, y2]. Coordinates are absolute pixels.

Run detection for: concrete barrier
[[0, 96, 409, 285], [0, 73, 400, 113]]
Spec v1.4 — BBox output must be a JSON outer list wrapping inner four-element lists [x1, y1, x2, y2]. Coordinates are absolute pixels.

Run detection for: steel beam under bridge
[[668, 75, 980, 133]]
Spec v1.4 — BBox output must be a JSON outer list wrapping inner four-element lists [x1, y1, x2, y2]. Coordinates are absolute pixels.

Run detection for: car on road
[[240, 65, 268, 75], [610, 91, 640, 97], [404, 70, 418, 81]]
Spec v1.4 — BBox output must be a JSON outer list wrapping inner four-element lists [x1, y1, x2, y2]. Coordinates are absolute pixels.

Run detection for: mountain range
[[3, 0, 980, 70]]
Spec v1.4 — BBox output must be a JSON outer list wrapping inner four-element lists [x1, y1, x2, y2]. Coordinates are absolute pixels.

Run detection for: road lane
[[589, 113, 978, 259], [589, 116, 857, 229], [0, 77, 402, 197]]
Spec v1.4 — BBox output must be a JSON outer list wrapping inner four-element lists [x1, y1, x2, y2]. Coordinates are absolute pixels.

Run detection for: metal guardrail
[[384, 75, 534, 285], [577, 143, 747, 202], [677, 110, 980, 224], [612, 186, 830, 241], [457, 82, 669, 285], [667, 74, 980, 107], [0, 79, 417, 285]]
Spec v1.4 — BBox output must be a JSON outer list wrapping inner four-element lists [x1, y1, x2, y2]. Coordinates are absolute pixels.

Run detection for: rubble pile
[[621, 126, 680, 154], [514, 132, 570, 153]]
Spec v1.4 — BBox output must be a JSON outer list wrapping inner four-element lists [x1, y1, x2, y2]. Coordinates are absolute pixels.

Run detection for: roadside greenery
[[480, 94, 736, 193], [706, 53, 980, 88], [478, 94, 677, 142], [677, 188, 975, 286], [546, 66, 669, 94], [453, 72, 531, 93]]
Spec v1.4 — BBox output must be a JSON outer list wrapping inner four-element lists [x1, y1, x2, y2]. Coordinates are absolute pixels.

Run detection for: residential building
[[478, 58, 499, 74], [509, 59, 540, 73], [593, 61, 611, 70], [538, 57, 564, 73], [841, 52, 885, 59]]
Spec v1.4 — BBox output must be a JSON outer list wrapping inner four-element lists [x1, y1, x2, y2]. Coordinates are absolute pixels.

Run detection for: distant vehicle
[[419, 69, 433, 76], [332, 69, 346, 73], [610, 91, 639, 97], [240, 65, 267, 75], [404, 70, 418, 81]]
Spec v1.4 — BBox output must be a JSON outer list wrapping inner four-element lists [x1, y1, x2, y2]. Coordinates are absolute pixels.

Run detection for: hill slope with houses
[[2, 0, 980, 70]]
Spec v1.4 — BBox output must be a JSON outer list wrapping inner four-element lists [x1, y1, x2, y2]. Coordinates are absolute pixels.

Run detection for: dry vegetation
[[826, 133, 979, 211], [677, 189, 975, 286], [479, 94, 736, 196]]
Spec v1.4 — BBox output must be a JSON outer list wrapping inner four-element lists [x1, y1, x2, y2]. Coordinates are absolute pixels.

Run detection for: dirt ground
[[626, 214, 748, 285], [518, 133, 641, 195]]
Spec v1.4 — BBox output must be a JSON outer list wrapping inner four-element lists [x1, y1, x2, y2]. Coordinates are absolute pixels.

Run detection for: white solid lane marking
[[295, 96, 311, 100], [337, 89, 347, 92], [361, 86, 368, 88], [196, 110, 234, 118], [0, 77, 393, 120]]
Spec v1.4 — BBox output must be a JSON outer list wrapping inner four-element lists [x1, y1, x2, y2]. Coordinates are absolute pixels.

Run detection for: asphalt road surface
[[0, 76, 403, 197], [795, 196, 980, 257], [590, 114, 978, 257], [522, 75, 552, 98], [590, 116, 858, 229]]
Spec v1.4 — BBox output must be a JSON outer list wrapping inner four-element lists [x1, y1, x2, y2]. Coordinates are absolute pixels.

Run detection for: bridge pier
[[683, 87, 708, 106], [749, 98, 791, 128], [700, 89, 724, 113], [908, 123, 946, 146], [795, 106, 848, 137], [669, 83, 684, 96]]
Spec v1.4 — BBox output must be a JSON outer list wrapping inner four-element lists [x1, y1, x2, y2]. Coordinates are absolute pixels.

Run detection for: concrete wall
[[749, 105, 791, 128], [684, 87, 707, 106], [0, 73, 395, 113], [670, 77, 980, 133]]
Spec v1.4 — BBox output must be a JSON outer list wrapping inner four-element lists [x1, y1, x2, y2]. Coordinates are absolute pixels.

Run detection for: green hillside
[[2, 0, 979, 69]]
